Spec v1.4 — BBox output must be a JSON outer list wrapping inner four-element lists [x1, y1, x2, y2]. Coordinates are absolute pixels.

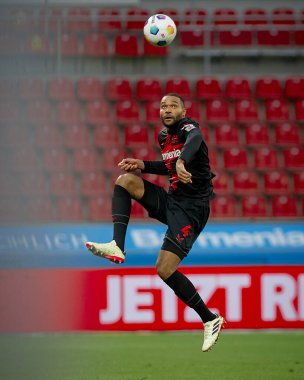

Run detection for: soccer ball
[[143, 14, 177, 47]]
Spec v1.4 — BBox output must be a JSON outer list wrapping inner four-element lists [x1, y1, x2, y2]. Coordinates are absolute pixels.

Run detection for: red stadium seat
[[115, 100, 140, 124], [43, 148, 68, 172], [126, 8, 149, 30], [27, 100, 52, 125], [124, 123, 150, 146], [63, 124, 90, 149], [218, 30, 253, 46], [106, 77, 132, 101], [93, 123, 121, 148], [142, 173, 168, 189], [165, 77, 192, 99], [214, 123, 240, 147], [50, 172, 77, 196], [274, 123, 300, 146], [241, 195, 267, 218], [295, 30, 304, 46], [145, 101, 161, 124], [19, 172, 48, 197], [195, 77, 222, 100], [184, 100, 202, 120], [201, 125, 210, 144], [72, 148, 101, 172], [76, 77, 103, 101], [114, 34, 140, 57], [213, 8, 237, 25], [83, 33, 109, 58], [129, 146, 157, 161], [183, 9, 207, 25], [56, 100, 81, 125], [35, 124, 62, 147], [255, 77, 283, 99], [103, 147, 128, 171], [87, 196, 112, 220], [223, 148, 249, 170], [233, 171, 259, 194], [244, 8, 268, 25], [66, 7, 92, 32], [179, 31, 205, 47], [254, 147, 279, 170], [271, 195, 298, 217], [283, 147, 304, 169], [263, 171, 290, 194], [245, 123, 270, 146], [234, 99, 259, 122], [25, 197, 56, 221], [84, 100, 110, 125], [212, 172, 230, 194], [55, 33, 80, 57], [284, 76, 304, 99], [80, 172, 107, 196], [265, 99, 290, 122], [48, 78, 75, 101], [225, 77, 252, 100], [56, 197, 84, 221], [271, 8, 295, 25], [257, 30, 292, 46], [135, 77, 162, 101], [19, 78, 45, 100], [143, 37, 168, 56], [294, 172, 304, 194], [97, 8, 122, 31], [295, 100, 304, 121], [211, 196, 237, 218], [208, 150, 219, 171], [11, 146, 40, 173], [205, 99, 230, 122]]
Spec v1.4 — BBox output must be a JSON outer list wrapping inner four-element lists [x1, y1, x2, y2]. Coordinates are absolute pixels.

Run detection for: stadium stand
[[0, 2, 303, 222]]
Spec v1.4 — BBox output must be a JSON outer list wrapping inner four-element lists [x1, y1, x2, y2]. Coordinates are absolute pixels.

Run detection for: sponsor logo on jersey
[[162, 149, 181, 160]]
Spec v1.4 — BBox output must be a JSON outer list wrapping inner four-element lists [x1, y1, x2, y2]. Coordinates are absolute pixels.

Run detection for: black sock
[[164, 270, 216, 324], [112, 185, 131, 252]]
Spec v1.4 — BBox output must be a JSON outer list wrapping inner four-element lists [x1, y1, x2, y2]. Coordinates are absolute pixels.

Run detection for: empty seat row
[[1, 98, 304, 125], [1, 194, 303, 222], [2, 76, 304, 101], [1, 169, 303, 199], [6, 7, 304, 33], [1, 145, 303, 173], [1, 121, 302, 150]]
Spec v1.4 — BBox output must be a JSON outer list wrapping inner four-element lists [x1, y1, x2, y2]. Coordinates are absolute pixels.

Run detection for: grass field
[[1, 331, 303, 380]]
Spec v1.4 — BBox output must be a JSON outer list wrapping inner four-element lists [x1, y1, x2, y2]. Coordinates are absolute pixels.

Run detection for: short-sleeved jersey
[[143, 117, 215, 199]]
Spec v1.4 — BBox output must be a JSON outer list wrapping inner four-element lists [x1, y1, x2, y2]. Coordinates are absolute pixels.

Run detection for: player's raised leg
[[86, 173, 145, 264]]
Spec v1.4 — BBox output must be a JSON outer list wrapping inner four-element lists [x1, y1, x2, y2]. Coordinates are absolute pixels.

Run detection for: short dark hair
[[162, 93, 185, 107]]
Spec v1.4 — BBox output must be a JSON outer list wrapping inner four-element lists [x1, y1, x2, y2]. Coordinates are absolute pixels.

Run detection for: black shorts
[[137, 179, 210, 260]]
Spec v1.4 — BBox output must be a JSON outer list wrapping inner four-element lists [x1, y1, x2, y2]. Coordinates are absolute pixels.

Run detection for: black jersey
[[143, 117, 215, 199]]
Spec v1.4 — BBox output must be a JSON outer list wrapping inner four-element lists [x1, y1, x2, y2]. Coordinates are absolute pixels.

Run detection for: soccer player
[[86, 93, 225, 352]]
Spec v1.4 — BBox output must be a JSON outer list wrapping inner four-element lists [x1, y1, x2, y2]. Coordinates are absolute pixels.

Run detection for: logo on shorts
[[176, 225, 192, 242]]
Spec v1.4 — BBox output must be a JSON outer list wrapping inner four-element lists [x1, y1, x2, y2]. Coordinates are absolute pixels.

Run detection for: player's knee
[[156, 262, 174, 280], [115, 173, 144, 199]]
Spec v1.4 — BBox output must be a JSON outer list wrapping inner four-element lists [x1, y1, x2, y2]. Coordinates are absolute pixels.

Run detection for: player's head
[[160, 93, 186, 127]]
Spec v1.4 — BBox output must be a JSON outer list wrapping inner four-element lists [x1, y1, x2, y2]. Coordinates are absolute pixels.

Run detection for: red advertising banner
[[0, 266, 303, 332]]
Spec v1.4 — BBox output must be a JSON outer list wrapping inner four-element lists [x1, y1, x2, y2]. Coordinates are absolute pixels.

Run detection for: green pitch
[[1, 332, 303, 380]]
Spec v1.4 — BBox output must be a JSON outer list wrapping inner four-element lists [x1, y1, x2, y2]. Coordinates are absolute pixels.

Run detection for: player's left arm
[[176, 125, 203, 184]]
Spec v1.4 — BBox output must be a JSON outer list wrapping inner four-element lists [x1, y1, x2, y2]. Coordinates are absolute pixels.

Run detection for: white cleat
[[85, 240, 125, 264], [202, 315, 226, 352]]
